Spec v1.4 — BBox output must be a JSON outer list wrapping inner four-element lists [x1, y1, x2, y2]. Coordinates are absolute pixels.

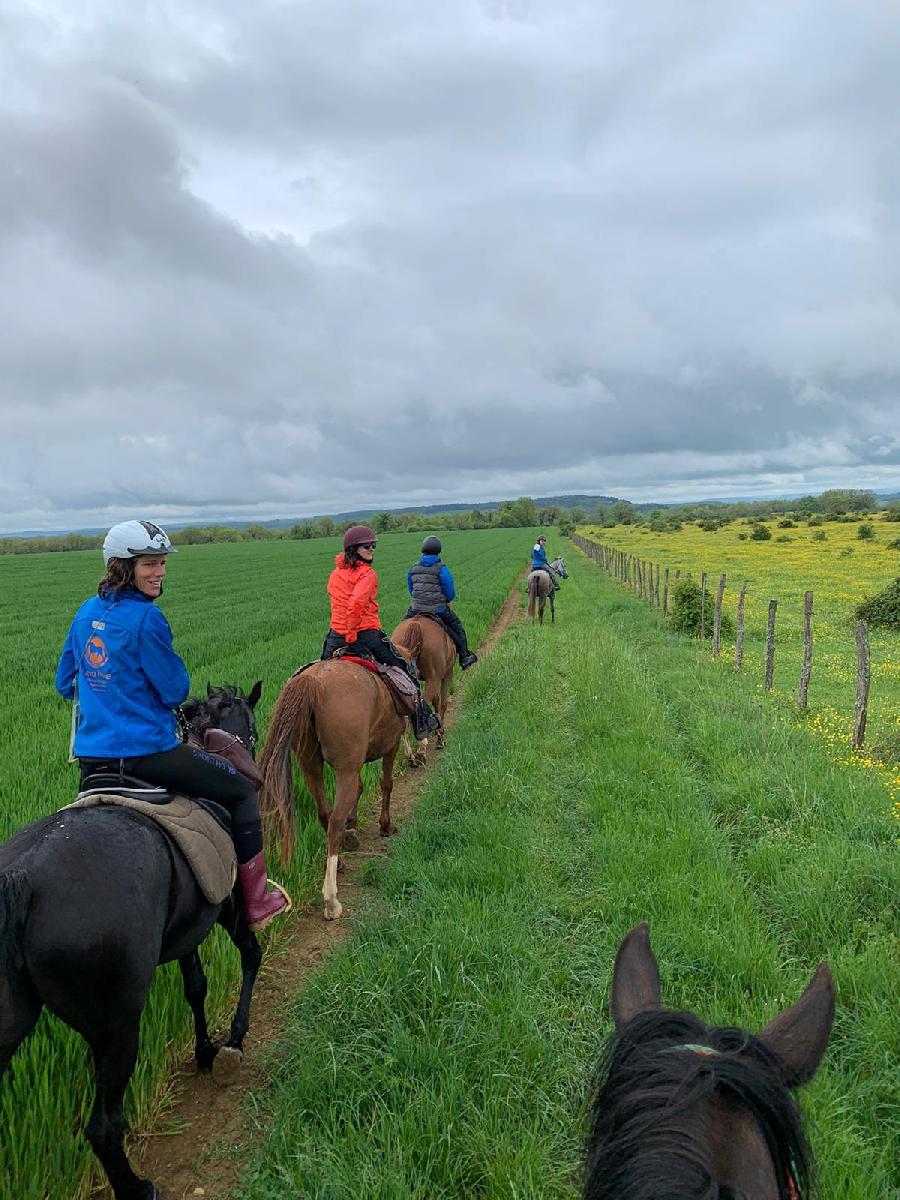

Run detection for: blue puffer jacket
[[56, 590, 190, 758], [407, 554, 456, 612], [531, 543, 549, 570]]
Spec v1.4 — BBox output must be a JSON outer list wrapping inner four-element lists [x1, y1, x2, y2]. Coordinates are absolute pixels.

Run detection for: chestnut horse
[[392, 616, 456, 765], [584, 924, 834, 1200], [258, 659, 409, 920]]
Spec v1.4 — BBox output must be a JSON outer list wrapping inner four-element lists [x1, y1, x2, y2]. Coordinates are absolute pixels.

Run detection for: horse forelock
[[584, 1009, 811, 1200]]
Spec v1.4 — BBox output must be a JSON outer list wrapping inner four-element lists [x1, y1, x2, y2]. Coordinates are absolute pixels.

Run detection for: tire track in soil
[[101, 583, 523, 1200]]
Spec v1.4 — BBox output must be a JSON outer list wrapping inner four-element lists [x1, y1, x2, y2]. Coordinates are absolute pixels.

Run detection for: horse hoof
[[211, 1046, 243, 1087], [380, 823, 397, 837], [342, 828, 360, 852], [324, 898, 343, 920]]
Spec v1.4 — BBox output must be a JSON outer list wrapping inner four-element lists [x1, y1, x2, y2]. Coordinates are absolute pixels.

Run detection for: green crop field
[[210, 544, 894, 1198], [0, 528, 540, 1200], [576, 518, 900, 816]]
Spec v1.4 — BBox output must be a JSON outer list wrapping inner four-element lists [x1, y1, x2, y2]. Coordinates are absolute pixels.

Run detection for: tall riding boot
[[411, 699, 442, 740], [236, 852, 292, 932]]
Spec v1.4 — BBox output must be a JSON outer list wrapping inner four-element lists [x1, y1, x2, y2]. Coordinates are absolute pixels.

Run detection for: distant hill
[[5, 490, 897, 538]]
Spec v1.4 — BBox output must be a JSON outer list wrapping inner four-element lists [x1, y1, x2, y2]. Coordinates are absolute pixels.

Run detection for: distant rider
[[55, 519, 289, 932], [321, 525, 441, 739], [405, 536, 478, 668], [530, 534, 560, 590]]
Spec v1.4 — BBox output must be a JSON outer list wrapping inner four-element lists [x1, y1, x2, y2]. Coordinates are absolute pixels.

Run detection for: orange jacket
[[327, 555, 380, 642]]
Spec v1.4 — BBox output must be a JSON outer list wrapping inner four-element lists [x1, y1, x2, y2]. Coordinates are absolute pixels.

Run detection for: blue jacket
[[531, 543, 549, 569], [56, 590, 190, 758], [407, 555, 455, 611]]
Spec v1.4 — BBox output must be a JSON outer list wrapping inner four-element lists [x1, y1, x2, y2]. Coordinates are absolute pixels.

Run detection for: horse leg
[[85, 1014, 158, 1200], [402, 725, 418, 767], [436, 672, 451, 748], [342, 775, 363, 853], [0, 975, 40, 1078], [178, 951, 217, 1073], [322, 767, 360, 920], [379, 746, 398, 837], [211, 908, 263, 1086], [301, 759, 331, 834], [550, 590, 555, 623]]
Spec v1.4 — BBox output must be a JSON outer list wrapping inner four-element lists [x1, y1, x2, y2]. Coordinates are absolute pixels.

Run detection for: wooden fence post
[[797, 591, 813, 710], [764, 599, 777, 691], [663, 568, 669, 616], [853, 620, 870, 750], [700, 572, 707, 640], [734, 584, 747, 671], [712, 574, 726, 657]]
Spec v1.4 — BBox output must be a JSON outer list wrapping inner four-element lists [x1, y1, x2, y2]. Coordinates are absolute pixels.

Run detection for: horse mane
[[584, 1008, 812, 1200]]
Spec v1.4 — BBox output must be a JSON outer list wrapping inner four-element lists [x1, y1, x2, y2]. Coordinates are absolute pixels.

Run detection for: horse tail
[[258, 672, 320, 865], [393, 619, 423, 662], [0, 869, 31, 979], [527, 574, 537, 618]]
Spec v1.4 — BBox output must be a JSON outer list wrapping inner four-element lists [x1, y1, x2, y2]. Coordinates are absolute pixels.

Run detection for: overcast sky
[[2, 1, 899, 531]]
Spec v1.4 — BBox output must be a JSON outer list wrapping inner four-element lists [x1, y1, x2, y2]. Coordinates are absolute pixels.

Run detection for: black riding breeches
[[404, 607, 471, 658], [78, 743, 262, 862], [322, 627, 418, 681]]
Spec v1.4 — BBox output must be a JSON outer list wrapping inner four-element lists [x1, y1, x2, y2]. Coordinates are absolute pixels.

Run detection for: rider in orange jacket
[[321, 525, 441, 739]]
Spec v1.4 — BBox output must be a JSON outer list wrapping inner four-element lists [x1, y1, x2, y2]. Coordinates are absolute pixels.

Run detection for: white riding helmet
[[103, 520, 176, 565]]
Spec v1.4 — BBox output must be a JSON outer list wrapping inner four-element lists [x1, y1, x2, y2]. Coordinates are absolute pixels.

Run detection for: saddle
[[64, 786, 236, 904], [302, 646, 421, 718]]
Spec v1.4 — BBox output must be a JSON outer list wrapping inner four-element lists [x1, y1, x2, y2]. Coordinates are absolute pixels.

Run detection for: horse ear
[[757, 962, 835, 1087], [207, 682, 214, 698], [248, 680, 263, 708], [610, 923, 662, 1031]]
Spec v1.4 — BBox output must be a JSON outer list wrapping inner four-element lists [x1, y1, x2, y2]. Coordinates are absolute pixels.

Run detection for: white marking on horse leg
[[322, 854, 342, 920]]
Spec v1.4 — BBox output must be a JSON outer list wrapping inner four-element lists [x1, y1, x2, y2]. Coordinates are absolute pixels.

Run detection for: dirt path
[[111, 584, 523, 1200]]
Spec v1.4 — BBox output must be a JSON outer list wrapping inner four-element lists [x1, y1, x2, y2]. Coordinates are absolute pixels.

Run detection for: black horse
[[584, 924, 834, 1200], [0, 683, 265, 1200]]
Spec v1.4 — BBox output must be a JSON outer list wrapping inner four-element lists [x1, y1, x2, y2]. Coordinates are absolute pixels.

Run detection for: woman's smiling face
[[133, 555, 168, 598]]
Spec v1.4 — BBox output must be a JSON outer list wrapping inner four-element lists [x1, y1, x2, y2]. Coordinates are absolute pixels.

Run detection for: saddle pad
[[64, 793, 236, 904], [332, 656, 419, 716]]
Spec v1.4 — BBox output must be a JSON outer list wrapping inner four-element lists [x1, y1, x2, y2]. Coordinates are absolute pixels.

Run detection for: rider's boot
[[459, 651, 478, 668], [411, 699, 442, 740], [236, 852, 292, 932]]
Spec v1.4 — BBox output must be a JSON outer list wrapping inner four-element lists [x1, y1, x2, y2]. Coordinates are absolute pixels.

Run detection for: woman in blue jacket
[[56, 519, 288, 932], [530, 534, 560, 590]]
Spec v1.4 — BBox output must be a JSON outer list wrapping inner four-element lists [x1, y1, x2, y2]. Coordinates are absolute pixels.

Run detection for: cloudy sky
[[2, 1, 899, 531]]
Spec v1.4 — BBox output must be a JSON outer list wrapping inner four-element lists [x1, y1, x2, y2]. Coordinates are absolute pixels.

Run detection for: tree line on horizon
[[1, 489, 896, 557]]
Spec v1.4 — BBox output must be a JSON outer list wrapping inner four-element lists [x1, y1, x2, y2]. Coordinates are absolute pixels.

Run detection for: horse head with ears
[[584, 924, 834, 1200]]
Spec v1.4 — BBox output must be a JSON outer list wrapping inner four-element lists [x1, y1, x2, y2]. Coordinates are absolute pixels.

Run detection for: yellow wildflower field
[[577, 516, 900, 813]]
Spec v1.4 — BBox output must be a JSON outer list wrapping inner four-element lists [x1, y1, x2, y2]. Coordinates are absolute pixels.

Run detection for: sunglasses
[[359, 542, 377, 550]]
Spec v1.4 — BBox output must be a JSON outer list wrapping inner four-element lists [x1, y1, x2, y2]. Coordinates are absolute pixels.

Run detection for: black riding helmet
[[421, 536, 442, 555]]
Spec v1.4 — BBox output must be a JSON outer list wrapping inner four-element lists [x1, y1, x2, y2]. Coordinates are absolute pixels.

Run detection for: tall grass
[[0, 529, 538, 1200], [229, 550, 896, 1198]]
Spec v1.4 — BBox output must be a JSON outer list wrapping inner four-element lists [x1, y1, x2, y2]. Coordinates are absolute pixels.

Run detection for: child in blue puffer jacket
[[405, 536, 478, 668]]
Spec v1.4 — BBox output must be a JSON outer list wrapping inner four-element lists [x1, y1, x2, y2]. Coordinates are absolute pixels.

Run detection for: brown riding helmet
[[343, 524, 377, 550]]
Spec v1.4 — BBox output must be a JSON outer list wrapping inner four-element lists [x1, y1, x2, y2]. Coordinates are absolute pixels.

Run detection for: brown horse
[[258, 659, 409, 920], [527, 556, 568, 624], [392, 616, 456, 764]]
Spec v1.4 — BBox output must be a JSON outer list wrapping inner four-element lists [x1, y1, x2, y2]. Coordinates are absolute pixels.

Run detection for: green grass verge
[[230, 547, 897, 1199]]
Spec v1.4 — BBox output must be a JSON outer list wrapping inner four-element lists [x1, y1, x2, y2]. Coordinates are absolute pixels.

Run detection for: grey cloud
[[0, 0, 898, 531]]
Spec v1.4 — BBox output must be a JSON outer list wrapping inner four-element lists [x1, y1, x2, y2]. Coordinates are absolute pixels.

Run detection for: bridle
[[177, 705, 258, 754]]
